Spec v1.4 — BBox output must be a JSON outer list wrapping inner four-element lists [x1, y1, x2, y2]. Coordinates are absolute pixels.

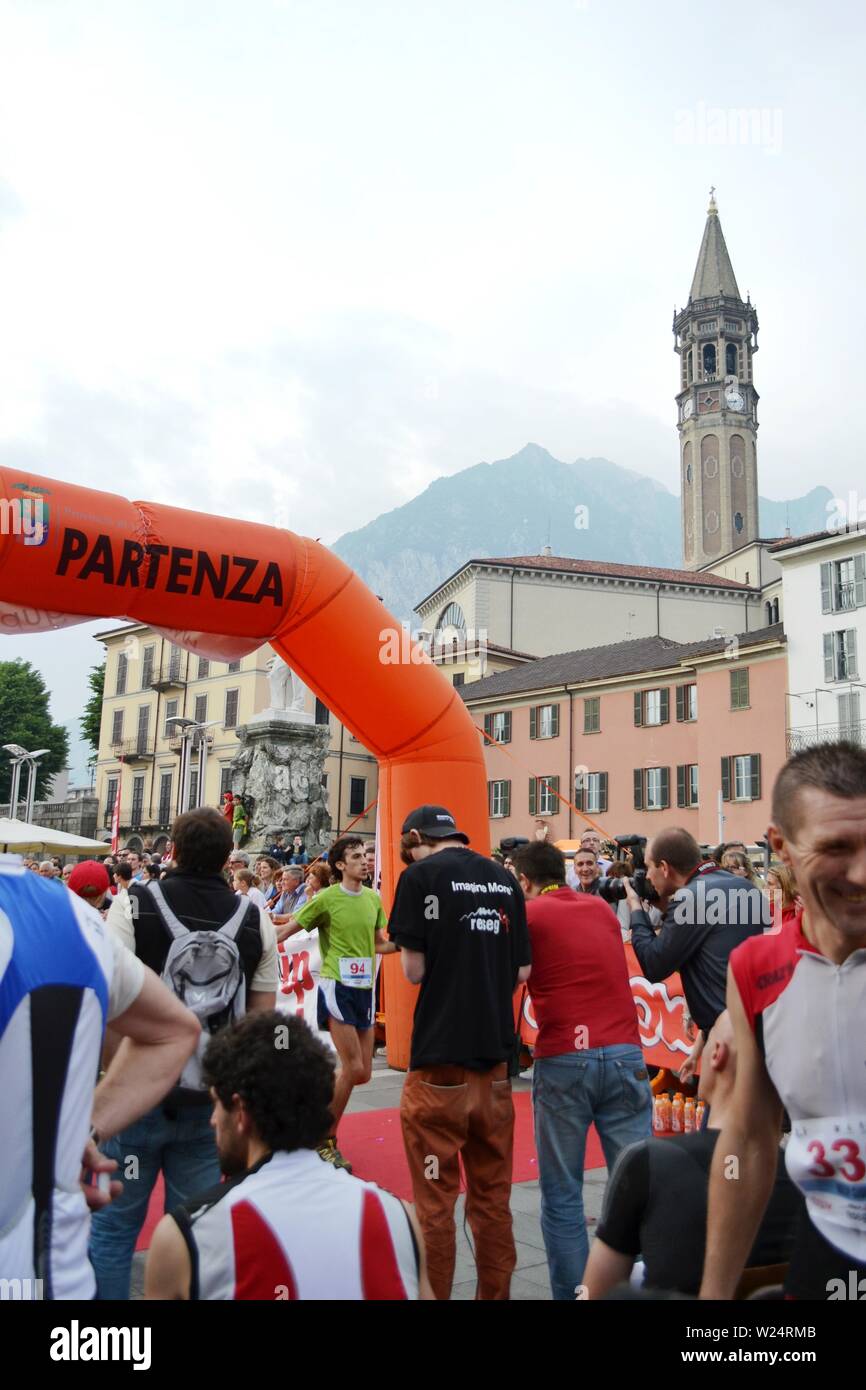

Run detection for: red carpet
[[134, 1093, 605, 1252]]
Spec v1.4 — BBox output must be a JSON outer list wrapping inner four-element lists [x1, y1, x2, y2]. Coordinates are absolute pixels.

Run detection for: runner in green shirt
[[280, 835, 397, 1169]]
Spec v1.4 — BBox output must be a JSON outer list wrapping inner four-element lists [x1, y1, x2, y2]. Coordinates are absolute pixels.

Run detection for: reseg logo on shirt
[[460, 906, 509, 936]]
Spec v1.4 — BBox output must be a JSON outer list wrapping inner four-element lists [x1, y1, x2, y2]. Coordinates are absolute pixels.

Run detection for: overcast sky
[[1, 0, 864, 737]]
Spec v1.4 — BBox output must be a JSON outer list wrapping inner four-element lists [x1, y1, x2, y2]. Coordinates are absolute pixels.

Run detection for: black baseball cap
[[401, 805, 469, 844]]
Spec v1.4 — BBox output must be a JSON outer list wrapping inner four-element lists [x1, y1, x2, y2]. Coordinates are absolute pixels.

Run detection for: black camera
[[596, 834, 658, 904]]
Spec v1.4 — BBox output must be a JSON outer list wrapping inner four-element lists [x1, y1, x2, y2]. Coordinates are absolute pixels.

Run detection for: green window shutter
[[660, 688, 670, 724], [551, 775, 560, 802], [503, 781, 511, 817], [823, 633, 835, 682], [551, 704, 560, 737], [846, 629, 858, 679], [854, 554, 866, 608], [529, 778, 537, 815], [721, 756, 731, 802], [504, 712, 512, 743], [634, 691, 643, 726], [820, 561, 833, 614], [660, 766, 670, 809], [676, 686, 685, 722], [487, 781, 493, 815], [676, 764, 686, 808], [529, 707, 537, 739], [750, 755, 761, 802], [599, 771, 608, 813], [484, 713, 493, 739], [633, 768, 643, 811]]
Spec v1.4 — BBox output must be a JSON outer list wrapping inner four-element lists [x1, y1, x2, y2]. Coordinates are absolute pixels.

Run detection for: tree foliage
[[0, 660, 70, 806], [81, 661, 105, 757]]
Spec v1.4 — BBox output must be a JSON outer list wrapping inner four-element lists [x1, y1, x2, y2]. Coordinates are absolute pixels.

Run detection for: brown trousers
[[400, 1062, 516, 1300]]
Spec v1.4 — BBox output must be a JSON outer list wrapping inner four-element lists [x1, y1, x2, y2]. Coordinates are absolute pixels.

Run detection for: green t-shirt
[[294, 883, 386, 988]]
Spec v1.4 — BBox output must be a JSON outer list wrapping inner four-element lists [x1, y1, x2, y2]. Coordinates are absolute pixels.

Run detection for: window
[[730, 668, 750, 709], [488, 780, 511, 817], [194, 693, 208, 725], [824, 629, 859, 682], [677, 764, 699, 807], [349, 777, 367, 817], [634, 688, 670, 726], [131, 774, 145, 828], [436, 602, 466, 633], [633, 767, 670, 811], [315, 698, 330, 726], [721, 754, 761, 802], [703, 342, 717, 377], [483, 711, 512, 744], [821, 555, 866, 614], [158, 771, 173, 825], [227, 659, 241, 673], [574, 771, 608, 814], [529, 776, 560, 816], [583, 697, 600, 733], [197, 657, 210, 679], [116, 651, 128, 695], [111, 709, 124, 745], [168, 644, 183, 682], [136, 705, 150, 750], [188, 771, 198, 809], [725, 343, 738, 375], [163, 698, 179, 737], [676, 683, 698, 722], [141, 645, 155, 688], [104, 775, 118, 821], [219, 765, 233, 797], [453, 672, 465, 687], [224, 688, 239, 729], [530, 704, 560, 739]]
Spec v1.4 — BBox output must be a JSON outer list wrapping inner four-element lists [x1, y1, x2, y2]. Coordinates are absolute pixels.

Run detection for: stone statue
[[267, 655, 291, 710]]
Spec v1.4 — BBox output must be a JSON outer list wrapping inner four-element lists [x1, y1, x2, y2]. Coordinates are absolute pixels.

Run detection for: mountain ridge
[[332, 444, 834, 621]]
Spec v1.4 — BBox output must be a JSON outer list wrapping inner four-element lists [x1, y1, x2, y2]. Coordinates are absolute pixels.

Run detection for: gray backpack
[[148, 880, 251, 1090]]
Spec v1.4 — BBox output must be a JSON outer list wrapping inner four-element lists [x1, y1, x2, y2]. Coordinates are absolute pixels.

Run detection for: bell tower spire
[[673, 193, 760, 570]]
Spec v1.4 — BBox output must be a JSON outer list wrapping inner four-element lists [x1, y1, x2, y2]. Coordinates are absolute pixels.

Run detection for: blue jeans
[[532, 1045, 652, 1300], [89, 1100, 221, 1300]]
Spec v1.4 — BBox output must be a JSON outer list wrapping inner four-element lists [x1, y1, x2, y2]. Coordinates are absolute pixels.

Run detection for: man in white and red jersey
[[701, 741, 866, 1299], [0, 852, 199, 1299], [145, 1011, 432, 1300]]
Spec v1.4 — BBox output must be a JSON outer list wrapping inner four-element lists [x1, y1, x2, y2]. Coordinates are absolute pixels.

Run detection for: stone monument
[[229, 656, 330, 851]]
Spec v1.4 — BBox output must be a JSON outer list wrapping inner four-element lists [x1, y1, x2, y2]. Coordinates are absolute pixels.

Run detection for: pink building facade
[[462, 626, 787, 850]]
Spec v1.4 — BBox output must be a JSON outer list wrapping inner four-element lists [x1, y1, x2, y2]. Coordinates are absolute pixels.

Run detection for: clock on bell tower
[[673, 192, 760, 570]]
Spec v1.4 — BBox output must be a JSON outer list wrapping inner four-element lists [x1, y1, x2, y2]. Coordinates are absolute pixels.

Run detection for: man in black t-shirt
[[583, 1011, 800, 1299], [389, 804, 532, 1302]]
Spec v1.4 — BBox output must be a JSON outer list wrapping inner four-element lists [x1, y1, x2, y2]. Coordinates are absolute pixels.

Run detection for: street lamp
[[3, 743, 49, 820], [165, 718, 221, 812]]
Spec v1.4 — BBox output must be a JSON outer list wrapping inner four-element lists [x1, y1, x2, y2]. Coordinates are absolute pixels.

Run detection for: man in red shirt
[[514, 841, 651, 1300]]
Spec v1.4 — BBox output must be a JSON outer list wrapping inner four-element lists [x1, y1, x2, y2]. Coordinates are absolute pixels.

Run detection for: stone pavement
[[130, 1049, 610, 1300]]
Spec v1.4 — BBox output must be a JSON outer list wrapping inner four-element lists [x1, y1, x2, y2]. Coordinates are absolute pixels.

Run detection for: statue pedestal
[[231, 719, 330, 852], [246, 707, 314, 728]]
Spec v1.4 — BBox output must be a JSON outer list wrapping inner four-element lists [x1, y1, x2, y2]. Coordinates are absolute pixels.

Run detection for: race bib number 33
[[339, 956, 373, 988], [786, 1115, 866, 1260]]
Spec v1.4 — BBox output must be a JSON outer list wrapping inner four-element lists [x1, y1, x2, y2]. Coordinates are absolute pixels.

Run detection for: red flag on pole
[[111, 757, 123, 853]]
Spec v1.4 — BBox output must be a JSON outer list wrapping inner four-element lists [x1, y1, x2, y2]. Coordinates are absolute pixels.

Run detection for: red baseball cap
[[67, 860, 110, 900]]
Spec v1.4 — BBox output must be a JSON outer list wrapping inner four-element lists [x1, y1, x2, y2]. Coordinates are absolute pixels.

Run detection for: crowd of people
[[2, 737, 865, 1304]]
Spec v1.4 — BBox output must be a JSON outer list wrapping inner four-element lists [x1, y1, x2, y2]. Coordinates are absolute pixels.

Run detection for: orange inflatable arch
[[0, 470, 490, 1068]]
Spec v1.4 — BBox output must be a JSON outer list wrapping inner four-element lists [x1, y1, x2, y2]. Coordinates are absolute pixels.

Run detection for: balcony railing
[[833, 583, 857, 612], [110, 737, 157, 761], [787, 721, 866, 755], [150, 661, 186, 691], [167, 732, 214, 754]]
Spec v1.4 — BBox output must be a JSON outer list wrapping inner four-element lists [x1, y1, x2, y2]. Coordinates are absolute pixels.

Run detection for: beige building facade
[[93, 623, 377, 850]]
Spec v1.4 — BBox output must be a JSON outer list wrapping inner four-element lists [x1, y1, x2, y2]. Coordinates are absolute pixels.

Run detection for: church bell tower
[[674, 193, 760, 570]]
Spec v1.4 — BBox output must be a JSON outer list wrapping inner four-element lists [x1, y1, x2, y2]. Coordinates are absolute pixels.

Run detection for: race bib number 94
[[339, 956, 373, 988], [786, 1115, 866, 1262]]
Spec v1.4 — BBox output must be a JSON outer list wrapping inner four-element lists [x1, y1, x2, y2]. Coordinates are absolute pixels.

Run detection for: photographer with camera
[[623, 828, 769, 1043]]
